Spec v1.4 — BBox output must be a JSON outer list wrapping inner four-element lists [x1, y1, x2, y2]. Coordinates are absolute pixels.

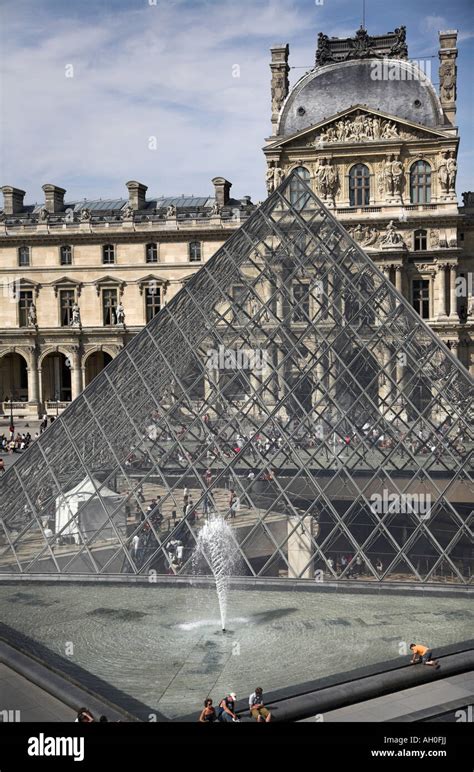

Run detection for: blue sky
[[1, 0, 473, 203]]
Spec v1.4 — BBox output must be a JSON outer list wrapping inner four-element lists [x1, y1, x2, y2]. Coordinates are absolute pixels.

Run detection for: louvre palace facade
[[0, 25, 472, 586], [0, 25, 473, 420]]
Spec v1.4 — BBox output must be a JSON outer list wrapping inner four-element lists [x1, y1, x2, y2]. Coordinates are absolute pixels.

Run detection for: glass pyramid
[[1, 172, 472, 584]]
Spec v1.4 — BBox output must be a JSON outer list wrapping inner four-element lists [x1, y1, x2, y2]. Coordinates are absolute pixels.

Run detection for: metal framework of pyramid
[[1, 172, 473, 584]]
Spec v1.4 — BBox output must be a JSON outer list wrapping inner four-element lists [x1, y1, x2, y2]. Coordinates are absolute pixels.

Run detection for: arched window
[[289, 166, 311, 209], [349, 164, 370, 207], [414, 229, 427, 251], [410, 161, 431, 204]]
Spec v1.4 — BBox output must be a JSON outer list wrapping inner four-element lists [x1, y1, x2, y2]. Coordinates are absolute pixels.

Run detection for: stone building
[[0, 178, 254, 417], [264, 26, 474, 374], [1, 23, 472, 422]]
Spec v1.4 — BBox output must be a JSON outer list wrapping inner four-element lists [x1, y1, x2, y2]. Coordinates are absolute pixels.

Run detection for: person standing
[[229, 490, 239, 519], [131, 534, 140, 560], [0, 458, 4, 474], [249, 687, 271, 722]]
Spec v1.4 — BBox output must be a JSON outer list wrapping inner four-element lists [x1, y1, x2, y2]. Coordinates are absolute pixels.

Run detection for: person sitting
[[249, 687, 271, 722], [198, 698, 216, 722], [75, 707, 95, 722], [409, 643, 440, 669], [217, 693, 239, 722]]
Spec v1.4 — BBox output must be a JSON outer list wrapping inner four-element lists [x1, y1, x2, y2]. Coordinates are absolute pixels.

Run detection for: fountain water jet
[[193, 514, 239, 631]]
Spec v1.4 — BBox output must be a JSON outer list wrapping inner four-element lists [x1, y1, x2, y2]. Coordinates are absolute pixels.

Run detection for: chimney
[[126, 180, 148, 210], [42, 184, 66, 213], [439, 30, 458, 125], [1, 186, 26, 214], [270, 44, 289, 135], [212, 177, 232, 208]]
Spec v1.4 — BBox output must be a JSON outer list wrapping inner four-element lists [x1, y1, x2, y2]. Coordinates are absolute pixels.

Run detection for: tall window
[[289, 166, 311, 209], [103, 288, 117, 326], [102, 244, 115, 264], [19, 291, 33, 327], [60, 290, 75, 326], [146, 243, 158, 263], [232, 284, 248, 324], [189, 241, 202, 262], [292, 282, 310, 322], [60, 245, 72, 265], [18, 246, 30, 266], [414, 229, 427, 251], [145, 286, 161, 322], [349, 164, 370, 207], [412, 279, 430, 319], [410, 161, 431, 204]]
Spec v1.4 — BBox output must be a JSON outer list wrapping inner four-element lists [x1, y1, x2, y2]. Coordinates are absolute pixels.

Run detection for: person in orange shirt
[[409, 643, 440, 668]]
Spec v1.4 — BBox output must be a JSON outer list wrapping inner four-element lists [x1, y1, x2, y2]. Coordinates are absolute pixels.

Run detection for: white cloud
[[1, 0, 309, 202]]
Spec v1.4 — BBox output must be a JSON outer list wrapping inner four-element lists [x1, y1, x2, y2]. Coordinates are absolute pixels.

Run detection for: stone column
[[70, 346, 82, 401], [449, 263, 459, 319], [287, 515, 314, 579], [395, 264, 403, 296], [437, 263, 448, 318], [378, 343, 392, 412], [27, 347, 40, 416], [312, 349, 325, 412], [448, 338, 459, 360]]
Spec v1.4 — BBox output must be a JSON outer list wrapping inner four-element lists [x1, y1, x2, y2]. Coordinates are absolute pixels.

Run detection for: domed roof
[[278, 59, 444, 137]]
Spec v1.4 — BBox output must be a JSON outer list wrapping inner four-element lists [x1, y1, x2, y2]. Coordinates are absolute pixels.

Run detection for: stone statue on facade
[[389, 26, 408, 58], [315, 33, 335, 67], [271, 71, 287, 115], [122, 205, 134, 221], [315, 158, 338, 199], [391, 157, 404, 194], [115, 303, 125, 325], [380, 220, 405, 248], [273, 166, 285, 189], [70, 302, 81, 328], [437, 153, 450, 194], [381, 120, 399, 139], [439, 61, 455, 101], [210, 201, 221, 215], [266, 163, 275, 194], [315, 113, 404, 145], [38, 208, 49, 222], [27, 303, 37, 327], [80, 208, 91, 221], [166, 204, 177, 217], [446, 152, 457, 192], [363, 226, 379, 246], [347, 27, 375, 59]]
